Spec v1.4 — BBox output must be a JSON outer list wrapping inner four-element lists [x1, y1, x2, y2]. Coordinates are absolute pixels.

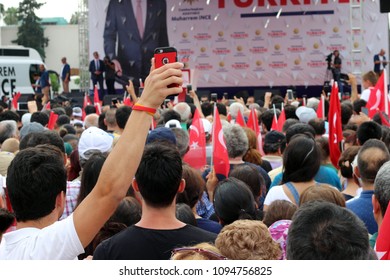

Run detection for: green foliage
[[69, 12, 79, 25], [49, 72, 60, 93], [12, 0, 49, 59], [4, 7, 18, 25]]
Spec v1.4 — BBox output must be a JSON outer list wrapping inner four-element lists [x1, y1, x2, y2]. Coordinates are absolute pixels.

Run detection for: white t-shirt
[[263, 185, 293, 206], [360, 87, 373, 102], [0, 214, 84, 260]]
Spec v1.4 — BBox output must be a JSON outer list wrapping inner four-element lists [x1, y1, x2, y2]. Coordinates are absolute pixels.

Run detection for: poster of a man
[[103, 0, 169, 89]]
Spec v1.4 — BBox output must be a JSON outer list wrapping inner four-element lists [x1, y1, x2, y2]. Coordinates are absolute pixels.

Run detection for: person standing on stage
[[373, 49, 388, 77]]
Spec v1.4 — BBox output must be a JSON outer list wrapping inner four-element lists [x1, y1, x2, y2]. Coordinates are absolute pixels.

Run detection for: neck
[[342, 178, 359, 195], [229, 157, 244, 164], [360, 181, 374, 191], [136, 201, 185, 230], [16, 212, 59, 230]]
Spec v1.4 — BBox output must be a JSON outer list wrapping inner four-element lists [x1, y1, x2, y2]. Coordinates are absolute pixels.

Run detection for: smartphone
[[287, 89, 294, 101], [154, 47, 179, 91], [223, 92, 229, 99], [211, 93, 218, 102], [186, 84, 192, 95], [112, 98, 118, 105]]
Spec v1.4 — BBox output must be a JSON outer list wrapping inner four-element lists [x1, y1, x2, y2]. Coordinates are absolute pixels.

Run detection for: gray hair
[[84, 113, 99, 129], [171, 127, 189, 158], [0, 120, 18, 145], [223, 124, 248, 158], [229, 102, 245, 119], [374, 161, 390, 216], [173, 102, 191, 123]]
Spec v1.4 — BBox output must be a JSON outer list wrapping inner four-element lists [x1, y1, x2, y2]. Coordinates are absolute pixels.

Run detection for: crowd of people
[[0, 59, 390, 260]]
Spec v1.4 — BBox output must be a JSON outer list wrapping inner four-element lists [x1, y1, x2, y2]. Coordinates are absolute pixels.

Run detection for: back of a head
[[287, 200, 370, 260], [308, 118, 326, 136], [242, 127, 263, 165], [84, 105, 96, 115], [374, 161, 390, 217], [357, 121, 382, 145], [229, 102, 245, 119], [263, 130, 286, 155], [213, 178, 257, 225], [0, 110, 20, 123], [135, 142, 182, 208], [171, 242, 225, 260], [105, 108, 117, 126], [6, 145, 67, 222], [216, 103, 227, 116], [109, 196, 141, 227], [357, 139, 390, 184], [362, 70, 377, 87], [353, 99, 367, 114], [341, 102, 353, 125], [299, 184, 346, 207], [84, 113, 99, 129], [31, 111, 49, 127], [229, 164, 265, 201], [19, 130, 65, 154], [223, 124, 249, 158], [285, 123, 315, 144], [315, 136, 330, 163], [115, 106, 132, 129], [177, 164, 204, 209], [215, 219, 281, 260], [175, 203, 197, 226], [260, 109, 279, 132], [262, 200, 297, 227], [171, 127, 189, 158], [0, 120, 18, 145], [282, 135, 320, 183], [338, 146, 360, 179], [173, 102, 191, 123]]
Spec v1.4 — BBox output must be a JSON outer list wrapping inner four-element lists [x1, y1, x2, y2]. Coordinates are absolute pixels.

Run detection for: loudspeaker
[[380, 0, 390, 13]]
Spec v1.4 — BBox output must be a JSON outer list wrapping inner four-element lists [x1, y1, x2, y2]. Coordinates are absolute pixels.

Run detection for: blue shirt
[[40, 70, 50, 88], [346, 190, 377, 235], [270, 165, 342, 191]]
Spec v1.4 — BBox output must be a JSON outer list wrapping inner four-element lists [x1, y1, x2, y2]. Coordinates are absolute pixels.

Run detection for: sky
[[1, 0, 79, 22]]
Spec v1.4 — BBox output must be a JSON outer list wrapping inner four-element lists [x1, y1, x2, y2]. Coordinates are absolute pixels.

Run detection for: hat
[[78, 127, 113, 159], [295, 106, 317, 123], [200, 118, 212, 134], [265, 131, 285, 144], [165, 119, 181, 129], [146, 127, 176, 145], [19, 122, 45, 140], [73, 107, 82, 118]]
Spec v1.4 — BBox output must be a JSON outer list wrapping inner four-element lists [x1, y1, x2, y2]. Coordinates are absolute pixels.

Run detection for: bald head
[[358, 139, 390, 184], [84, 113, 99, 129]]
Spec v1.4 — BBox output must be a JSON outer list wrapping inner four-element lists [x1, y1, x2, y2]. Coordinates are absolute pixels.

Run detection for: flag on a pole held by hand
[[271, 105, 279, 132], [247, 108, 265, 155], [212, 106, 230, 178], [47, 111, 58, 130], [11, 92, 21, 110], [376, 201, 390, 260], [235, 109, 246, 127], [277, 104, 286, 132], [82, 93, 91, 121], [183, 109, 206, 169], [328, 82, 343, 168], [93, 86, 102, 115], [317, 95, 325, 119], [366, 69, 389, 118]]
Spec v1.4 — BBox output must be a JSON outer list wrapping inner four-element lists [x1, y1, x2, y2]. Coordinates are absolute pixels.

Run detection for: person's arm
[[189, 90, 205, 118], [73, 61, 183, 247], [65, 65, 70, 82], [374, 55, 380, 64], [126, 80, 138, 103], [348, 73, 359, 103]]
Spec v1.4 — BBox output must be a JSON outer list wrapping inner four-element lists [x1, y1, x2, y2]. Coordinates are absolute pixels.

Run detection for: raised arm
[[73, 61, 184, 247]]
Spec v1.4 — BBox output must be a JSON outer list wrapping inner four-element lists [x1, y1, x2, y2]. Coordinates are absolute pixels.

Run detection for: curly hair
[[215, 219, 281, 260]]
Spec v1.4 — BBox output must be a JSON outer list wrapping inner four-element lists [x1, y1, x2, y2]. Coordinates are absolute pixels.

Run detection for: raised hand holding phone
[[154, 47, 180, 92]]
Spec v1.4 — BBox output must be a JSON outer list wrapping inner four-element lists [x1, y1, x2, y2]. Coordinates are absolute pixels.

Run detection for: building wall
[[0, 25, 80, 74]]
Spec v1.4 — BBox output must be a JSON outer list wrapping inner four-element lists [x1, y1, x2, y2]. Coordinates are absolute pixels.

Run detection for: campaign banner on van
[[88, 0, 388, 88]]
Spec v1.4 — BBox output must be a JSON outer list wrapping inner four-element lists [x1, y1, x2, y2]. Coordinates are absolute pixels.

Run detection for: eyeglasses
[[171, 247, 228, 260]]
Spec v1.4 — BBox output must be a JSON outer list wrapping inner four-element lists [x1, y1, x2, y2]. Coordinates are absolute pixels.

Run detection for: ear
[[354, 165, 361, 179], [372, 194, 382, 219], [132, 178, 140, 193], [177, 179, 186, 194]]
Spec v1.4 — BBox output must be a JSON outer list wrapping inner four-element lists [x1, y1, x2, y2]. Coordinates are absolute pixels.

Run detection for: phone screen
[[287, 90, 293, 100], [186, 84, 192, 95], [211, 93, 217, 102]]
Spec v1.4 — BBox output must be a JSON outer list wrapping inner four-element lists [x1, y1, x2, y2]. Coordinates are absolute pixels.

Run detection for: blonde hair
[[171, 242, 225, 260], [215, 220, 281, 260]]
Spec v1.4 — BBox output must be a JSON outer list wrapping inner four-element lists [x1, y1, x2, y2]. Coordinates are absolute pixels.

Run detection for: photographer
[[332, 50, 343, 93]]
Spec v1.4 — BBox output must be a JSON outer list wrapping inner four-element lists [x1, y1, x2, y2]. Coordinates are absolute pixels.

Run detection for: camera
[[162, 57, 170, 65]]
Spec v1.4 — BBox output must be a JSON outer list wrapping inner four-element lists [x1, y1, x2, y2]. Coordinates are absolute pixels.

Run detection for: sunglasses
[[171, 247, 228, 260]]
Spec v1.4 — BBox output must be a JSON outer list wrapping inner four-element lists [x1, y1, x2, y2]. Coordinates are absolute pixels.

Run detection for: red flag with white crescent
[[183, 109, 206, 169], [328, 82, 342, 168], [277, 107, 286, 132], [11, 92, 21, 110], [376, 201, 390, 260], [366, 70, 389, 118], [82, 93, 91, 121], [47, 111, 58, 130], [93, 86, 101, 115], [212, 106, 230, 177]]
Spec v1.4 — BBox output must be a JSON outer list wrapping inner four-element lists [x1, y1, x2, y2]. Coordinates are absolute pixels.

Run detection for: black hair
[[19, 130, 65, 153], [31, 111, 49, 126], [260, 109, 279, 132], [115, 106, 132, 129], [356, 121, 382, 145], [176, 203, 197, 226], [285, 123, 315, 144]]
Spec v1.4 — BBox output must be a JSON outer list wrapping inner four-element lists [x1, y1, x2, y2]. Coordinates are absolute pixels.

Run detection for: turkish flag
[[271, 112, 278, 131], [212, 106, 230, 178], [328, 82, 343, 168], [47, 111, 58, 130], [376, 201, 390, 260], [43, 101, 51, 111], [11, 92, 21, 110], [82, 93, 91, 121], [276, 107, 286, 132], [123, 97, 133, 107], [366, 70, 389, 118], [235, 109, 246, 127], [183, 109, 207, 169], [94, 86, 102, 115], [317, 95, 325, 119], [247, 108, 264, 155]]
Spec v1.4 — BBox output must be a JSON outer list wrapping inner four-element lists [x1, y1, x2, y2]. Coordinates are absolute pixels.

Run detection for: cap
[[19, 122, 45, 140], [21, 113, 32, 126], [73, 107, 83, 118], [78, 127, 113, 159], [165, 119, 181, 129], [200, 118, 212, 134], [146, 127, 177, 145], [265, 130, 286, 144], [295, 106, 317, 123]]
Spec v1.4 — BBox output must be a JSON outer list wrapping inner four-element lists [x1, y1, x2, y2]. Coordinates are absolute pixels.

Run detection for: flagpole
[[210, 103, 216, 169], [273, 104, 278, 126], [384, 69, 389, 115]]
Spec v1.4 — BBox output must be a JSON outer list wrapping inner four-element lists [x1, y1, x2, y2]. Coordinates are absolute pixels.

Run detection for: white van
[[0, 46, 44, 99]]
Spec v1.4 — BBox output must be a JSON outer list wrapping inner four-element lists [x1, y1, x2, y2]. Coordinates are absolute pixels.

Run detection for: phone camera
[[162, 57, 170, 65]]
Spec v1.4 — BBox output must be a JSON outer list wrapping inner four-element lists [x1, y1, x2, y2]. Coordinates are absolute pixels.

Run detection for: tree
[[69, 12, 80, 25], [12, 0, 49, 59], [4, 7, 18, 25]]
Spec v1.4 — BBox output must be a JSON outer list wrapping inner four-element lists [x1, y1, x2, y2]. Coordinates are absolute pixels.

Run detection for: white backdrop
[[89, 0, 388, 88]]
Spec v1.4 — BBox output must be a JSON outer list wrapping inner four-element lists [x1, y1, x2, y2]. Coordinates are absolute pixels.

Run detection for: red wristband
[[132, 103, 156, 116]]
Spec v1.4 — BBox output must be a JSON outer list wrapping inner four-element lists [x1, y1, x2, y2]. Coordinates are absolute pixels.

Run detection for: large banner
[[89, 0, 388, 88]]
